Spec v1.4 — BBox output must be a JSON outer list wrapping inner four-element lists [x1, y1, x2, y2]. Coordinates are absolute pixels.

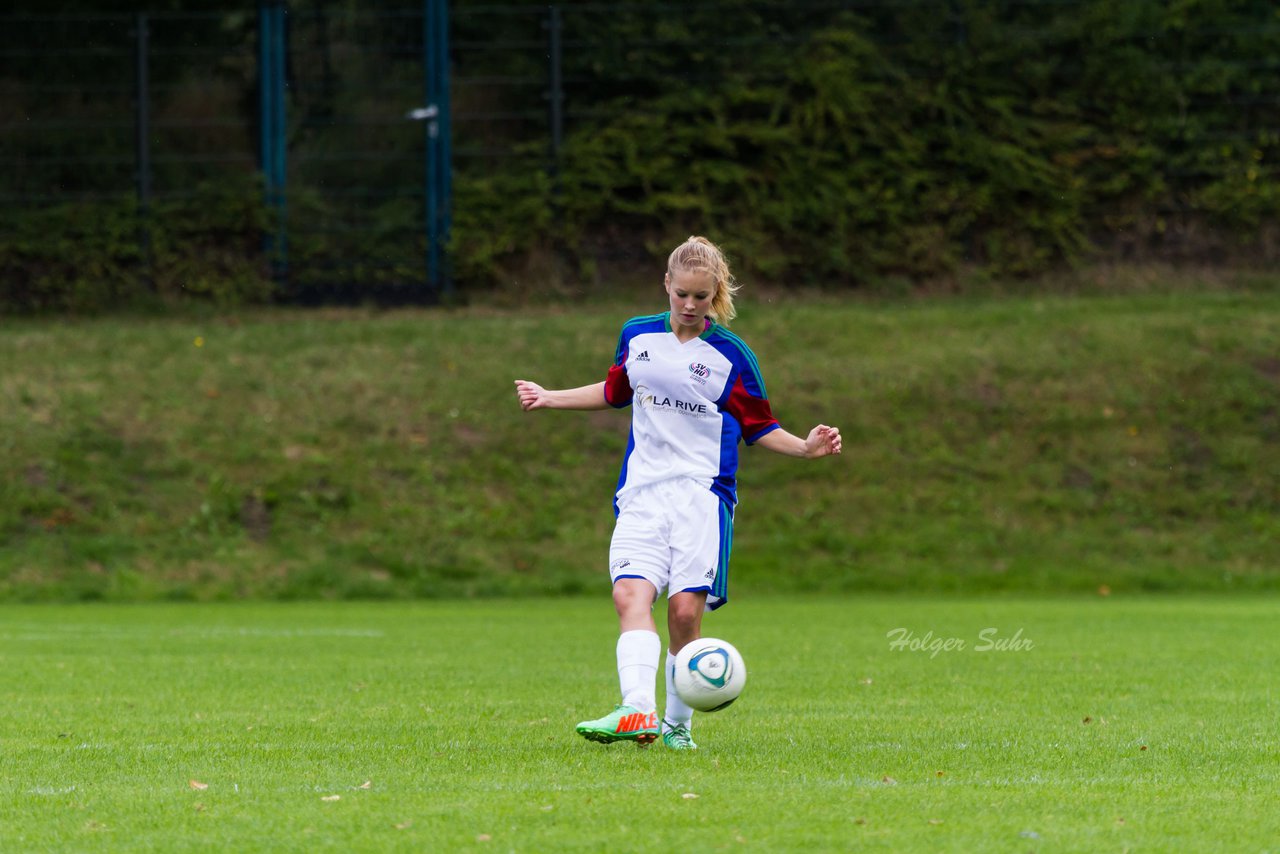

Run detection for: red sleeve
[[605, 363, 632, 408], [724, 375, 779, 443]]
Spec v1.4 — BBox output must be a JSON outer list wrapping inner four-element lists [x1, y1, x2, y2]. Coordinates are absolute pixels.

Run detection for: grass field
[[3, 596, 1277, 852], [3, 288, 1279, 600]]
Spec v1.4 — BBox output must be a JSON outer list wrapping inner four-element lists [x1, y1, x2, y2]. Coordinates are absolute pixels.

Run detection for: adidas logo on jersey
[[635, 351, 650, 361]]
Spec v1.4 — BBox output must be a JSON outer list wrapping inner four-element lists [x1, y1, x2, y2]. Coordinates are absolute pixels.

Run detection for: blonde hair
[[667, 236, 740, 326]]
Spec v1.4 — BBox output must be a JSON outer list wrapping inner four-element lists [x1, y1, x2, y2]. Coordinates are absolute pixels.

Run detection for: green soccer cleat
[[661, 720, 697, 751], [576, 704, 659, 746]]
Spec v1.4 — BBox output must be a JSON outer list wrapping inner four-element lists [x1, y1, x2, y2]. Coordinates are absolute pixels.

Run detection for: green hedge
[[451, 0, 1279, 291], [1, 177, 274, 314], [2, 0, 1278, 311]]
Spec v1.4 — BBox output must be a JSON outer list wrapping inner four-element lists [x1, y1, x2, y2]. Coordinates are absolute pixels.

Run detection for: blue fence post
[[423, 0, 439, 294], [273, 3, 288, 279], [259, 1, 288, 281], [422, 0, 452, 300], [545, 6, 563, 195], [435, 0, 452, 299], [133, 12, 153, 286]]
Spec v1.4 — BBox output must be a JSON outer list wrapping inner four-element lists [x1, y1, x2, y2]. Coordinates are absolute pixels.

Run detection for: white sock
[[663, 650, 695, 728], [616, 630, 660, 713]]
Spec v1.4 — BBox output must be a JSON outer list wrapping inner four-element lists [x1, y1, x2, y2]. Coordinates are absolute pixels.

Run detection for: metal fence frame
[[2, 2, 1278, 303]]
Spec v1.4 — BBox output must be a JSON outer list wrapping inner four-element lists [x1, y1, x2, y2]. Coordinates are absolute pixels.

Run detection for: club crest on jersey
[[688, 362, 711, 384]]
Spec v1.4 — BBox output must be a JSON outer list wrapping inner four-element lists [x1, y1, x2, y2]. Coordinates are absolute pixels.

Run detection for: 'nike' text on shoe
[[576, 705, 659, 746]]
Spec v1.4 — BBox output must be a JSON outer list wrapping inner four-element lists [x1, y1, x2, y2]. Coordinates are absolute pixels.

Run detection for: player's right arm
[[515, 321, 636, 413], [514, 380, 609, 412]]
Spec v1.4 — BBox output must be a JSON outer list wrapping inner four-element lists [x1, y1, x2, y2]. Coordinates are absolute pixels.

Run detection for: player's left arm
[[755, 424, 842, 460], [719, 360, 841, 460]]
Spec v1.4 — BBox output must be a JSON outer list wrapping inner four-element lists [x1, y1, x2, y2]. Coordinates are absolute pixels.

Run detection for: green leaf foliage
[[460, 0, 1280, 289], [0, 177, 274, 314], [2, 0, 1278, 308]]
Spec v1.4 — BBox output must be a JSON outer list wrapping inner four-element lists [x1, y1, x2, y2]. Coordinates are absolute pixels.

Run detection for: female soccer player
[[514, 236, 842, 751]]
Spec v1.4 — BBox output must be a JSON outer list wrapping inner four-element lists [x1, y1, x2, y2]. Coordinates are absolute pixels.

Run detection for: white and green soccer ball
[[673, 637, 746, 712]]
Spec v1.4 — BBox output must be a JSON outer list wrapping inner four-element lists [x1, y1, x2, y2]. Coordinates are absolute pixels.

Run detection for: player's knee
[[667, 597, 702, 635], [612, 579, 655, 617], [668, 599, 696, 625]]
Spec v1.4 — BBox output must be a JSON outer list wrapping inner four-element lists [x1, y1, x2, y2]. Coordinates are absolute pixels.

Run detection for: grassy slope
[[1, 290, 1278, 600], [2, 598, 1278, 852]]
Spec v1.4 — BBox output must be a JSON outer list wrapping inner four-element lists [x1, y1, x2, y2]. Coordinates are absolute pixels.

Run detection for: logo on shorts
[[688, 362, 711, 384], [611, 559, 632, 572], [635, 351, 650, 362], [704, 568, 715, 580]]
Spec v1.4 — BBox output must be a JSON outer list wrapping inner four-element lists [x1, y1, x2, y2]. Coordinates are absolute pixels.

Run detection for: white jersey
[[603, 313, 779, 510]]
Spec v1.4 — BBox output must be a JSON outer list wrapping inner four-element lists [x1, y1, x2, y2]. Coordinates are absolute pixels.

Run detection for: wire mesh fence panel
[[1, 15, 139, 203], [2, 1, 1278, 309], [279, 7, 431, 302]]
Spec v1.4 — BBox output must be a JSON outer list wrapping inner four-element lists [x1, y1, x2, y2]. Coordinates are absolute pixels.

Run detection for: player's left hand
[[804, 424, 842, 459]]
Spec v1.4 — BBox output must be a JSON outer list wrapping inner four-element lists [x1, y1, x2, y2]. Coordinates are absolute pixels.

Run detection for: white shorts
[[608, 478, 734, 610]]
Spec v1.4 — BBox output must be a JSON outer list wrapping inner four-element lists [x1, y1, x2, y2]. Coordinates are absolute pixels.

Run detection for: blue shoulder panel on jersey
[[614, 313, 668, 364], [706, 327, 768, 398]]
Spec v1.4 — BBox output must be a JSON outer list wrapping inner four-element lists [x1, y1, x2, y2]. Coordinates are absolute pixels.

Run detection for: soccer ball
[[673, 637, 746, 712]]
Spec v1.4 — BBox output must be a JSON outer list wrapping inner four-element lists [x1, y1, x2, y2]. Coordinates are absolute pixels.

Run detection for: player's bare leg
[[576, 579, 661, 746], [662, 590, 707, 750], [666, 590, 706, 653], [614, 577, 659, 633]]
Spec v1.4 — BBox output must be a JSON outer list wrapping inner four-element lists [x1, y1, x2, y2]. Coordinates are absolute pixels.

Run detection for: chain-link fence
[[3, 2, 1278, 307]]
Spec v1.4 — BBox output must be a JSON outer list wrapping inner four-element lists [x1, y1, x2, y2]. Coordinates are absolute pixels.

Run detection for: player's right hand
[[514, 379, 549, 411]]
